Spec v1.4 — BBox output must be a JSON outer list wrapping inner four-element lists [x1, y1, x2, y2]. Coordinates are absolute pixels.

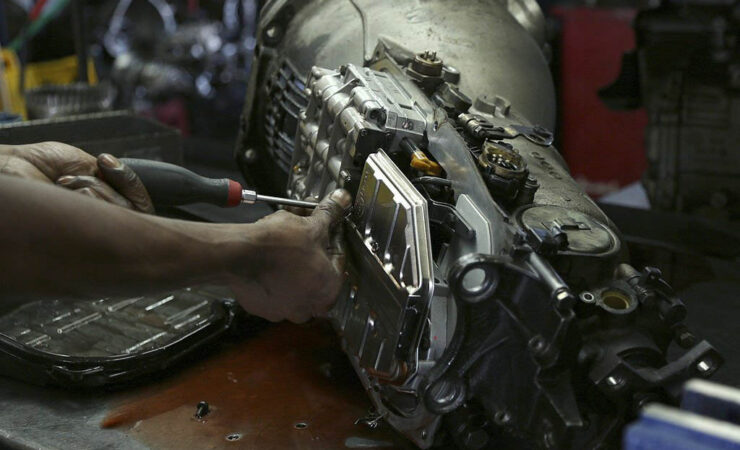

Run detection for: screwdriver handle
[[120, 158, 243, 208]]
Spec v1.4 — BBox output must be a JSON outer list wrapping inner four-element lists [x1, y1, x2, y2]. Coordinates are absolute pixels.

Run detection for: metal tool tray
[[0, 110, 182, 164]]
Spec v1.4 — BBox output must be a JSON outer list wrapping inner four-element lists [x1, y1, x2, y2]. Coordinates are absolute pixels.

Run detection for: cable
[[28, 0, 49, 21], [7, 0, 70, 52]]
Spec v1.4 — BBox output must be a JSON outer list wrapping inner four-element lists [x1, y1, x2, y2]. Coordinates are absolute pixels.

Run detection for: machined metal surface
[[236, 0, 555, 195], [332, 150, 433, 380]]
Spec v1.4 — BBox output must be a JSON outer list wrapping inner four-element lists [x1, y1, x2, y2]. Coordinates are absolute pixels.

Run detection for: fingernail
[[56, 176, 76, 186], [329, 189, 353, 209], [99, 153, 122, 170]]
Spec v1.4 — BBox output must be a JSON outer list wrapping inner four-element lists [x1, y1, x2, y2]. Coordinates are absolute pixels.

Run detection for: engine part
[[237, 1, 723, 448], [235, 0, 554, 195]]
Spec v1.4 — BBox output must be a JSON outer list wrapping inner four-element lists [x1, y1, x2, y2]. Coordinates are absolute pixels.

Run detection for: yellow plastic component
[[0, 50, 98, 118], [0, 50, 24, 115], [410, 150, 442, 176]]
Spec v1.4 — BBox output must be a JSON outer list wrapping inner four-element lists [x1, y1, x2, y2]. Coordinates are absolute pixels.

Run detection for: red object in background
[[28, 0, 49, 20], [141, 97, 191, 137], [551, 7, 648, 198]]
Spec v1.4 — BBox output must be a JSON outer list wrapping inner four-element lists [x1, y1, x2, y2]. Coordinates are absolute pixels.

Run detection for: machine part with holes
[[237, 2, 722, 448], [235, 0, 554, 194]]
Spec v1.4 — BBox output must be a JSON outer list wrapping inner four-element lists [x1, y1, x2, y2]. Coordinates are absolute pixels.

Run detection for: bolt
[[678, 331, 696, 347], [195, 401, 210, 419], [674, 325, 697, 348]]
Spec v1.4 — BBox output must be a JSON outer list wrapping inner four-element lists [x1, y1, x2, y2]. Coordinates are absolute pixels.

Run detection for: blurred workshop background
[[2, 0, 737, 212]]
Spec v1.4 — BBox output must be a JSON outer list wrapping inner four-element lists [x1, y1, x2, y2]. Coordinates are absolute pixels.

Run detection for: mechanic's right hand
[[228, 189, 353, 323], [0, 142, 154, 213]]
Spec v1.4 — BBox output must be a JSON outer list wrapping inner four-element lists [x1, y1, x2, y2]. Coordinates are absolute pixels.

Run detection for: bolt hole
[[580, 292, 595, 303], [294, 422, 308, 430], [461, 268, 487, 294], [602, 290, 631, 310], [697, 359, 714, 374], [225, 433, 241, 441]]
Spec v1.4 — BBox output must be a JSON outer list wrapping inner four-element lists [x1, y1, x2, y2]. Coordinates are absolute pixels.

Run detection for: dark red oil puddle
[[102, 321, 413, 449]]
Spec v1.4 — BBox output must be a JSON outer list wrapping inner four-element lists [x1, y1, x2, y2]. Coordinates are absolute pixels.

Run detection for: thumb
[[308, 189, 353, 229], [97, 153, 155, 214]]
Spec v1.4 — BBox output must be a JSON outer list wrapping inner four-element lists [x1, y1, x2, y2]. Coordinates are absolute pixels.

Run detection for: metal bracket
[[427, 200, 475, 240]]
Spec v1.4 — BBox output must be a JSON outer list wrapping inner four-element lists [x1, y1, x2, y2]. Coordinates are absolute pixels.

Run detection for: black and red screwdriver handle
[[120, 158, 243, 208]]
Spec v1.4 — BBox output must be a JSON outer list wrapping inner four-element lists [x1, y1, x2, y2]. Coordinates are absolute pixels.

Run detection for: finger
[[288, 308, 313, 324], [307, 189, 352, 230], [282, 204, 313, 216], [57, 175, 135, 209], [97, 154, 155, 214], [0, 154, 53, 183], [327, 224, 347, 275], [75, 186, 106, 201], [17, 141, 98, 180]]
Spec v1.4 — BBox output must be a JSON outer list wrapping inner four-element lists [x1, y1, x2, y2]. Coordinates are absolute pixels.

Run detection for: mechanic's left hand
[[0, 142, 154, 213]]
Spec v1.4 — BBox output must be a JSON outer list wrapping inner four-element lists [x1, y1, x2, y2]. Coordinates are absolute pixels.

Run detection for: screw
[[225, 433, 241, 441], [195, 401, 210, 419]]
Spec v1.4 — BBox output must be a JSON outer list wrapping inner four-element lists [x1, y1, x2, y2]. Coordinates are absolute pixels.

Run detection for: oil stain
[[102, 321, 412, 449]]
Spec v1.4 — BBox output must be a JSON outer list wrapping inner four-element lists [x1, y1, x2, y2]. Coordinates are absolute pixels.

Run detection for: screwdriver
[[120, 158, 318, 209]]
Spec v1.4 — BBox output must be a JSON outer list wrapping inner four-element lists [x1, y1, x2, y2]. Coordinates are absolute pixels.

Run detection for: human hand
[[229, 189, 353, 323], [0, 142, 154, 213]]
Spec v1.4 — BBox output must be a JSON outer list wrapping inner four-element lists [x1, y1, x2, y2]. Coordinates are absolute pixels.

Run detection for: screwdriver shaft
[[241, 190, 318, 209]]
